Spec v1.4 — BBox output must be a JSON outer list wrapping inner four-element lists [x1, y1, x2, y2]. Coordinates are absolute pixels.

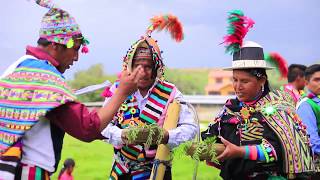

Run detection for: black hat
[[224, 41, 273, 70]]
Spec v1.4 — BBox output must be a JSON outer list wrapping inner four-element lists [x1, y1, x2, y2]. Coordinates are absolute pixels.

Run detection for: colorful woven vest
[[255, 90, 314, 178], [110, 80, 175, 179], [0, 58, 76, 163]]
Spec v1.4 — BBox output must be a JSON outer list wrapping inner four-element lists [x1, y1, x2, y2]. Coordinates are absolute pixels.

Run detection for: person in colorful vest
[[282, 64, 307, 103], [199, 10, 314, 180], [297, 64, 320, 179], [101, 14, 197, 180], [0, 0, 142, 179]]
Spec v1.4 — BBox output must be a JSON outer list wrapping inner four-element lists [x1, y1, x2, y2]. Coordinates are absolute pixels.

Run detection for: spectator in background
[[297, 64, 320, 179], [283, 64, 307, 103], [58, 158, 75, 180]]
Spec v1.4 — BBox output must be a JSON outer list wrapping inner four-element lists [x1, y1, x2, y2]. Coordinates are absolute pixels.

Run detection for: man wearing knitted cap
[[101, 15, 197, 180], [0, 0, 142, 179]]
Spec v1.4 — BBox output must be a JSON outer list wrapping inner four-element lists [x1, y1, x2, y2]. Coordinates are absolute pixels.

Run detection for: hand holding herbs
[[121, 124, 169, 148], [175, 136, 225, 163]]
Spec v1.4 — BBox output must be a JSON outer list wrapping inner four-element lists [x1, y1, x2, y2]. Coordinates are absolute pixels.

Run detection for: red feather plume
[[265, 52, 288, 79], [222, 10, 255, 54], [147, 14, 184, 42]]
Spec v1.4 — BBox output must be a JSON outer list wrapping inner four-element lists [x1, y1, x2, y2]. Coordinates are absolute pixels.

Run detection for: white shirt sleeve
[[167, 89, 198, 149], [101, 84, 124, 146], [101, 123, 123, 146]]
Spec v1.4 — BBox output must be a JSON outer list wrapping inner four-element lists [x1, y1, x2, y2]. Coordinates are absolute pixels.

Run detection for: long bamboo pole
[[150, 100, 181, 180]]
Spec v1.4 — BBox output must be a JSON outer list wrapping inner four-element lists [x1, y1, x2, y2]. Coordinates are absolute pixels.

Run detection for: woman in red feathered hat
[[190, 10, 314, 180]]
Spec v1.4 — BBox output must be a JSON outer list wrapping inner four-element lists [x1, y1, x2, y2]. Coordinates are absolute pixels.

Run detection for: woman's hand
[[217, 136, 245, 162]]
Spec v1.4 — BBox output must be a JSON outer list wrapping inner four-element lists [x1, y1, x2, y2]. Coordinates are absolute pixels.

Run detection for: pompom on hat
[[123, 14, 184, 79], [34, 0, 89, 53]]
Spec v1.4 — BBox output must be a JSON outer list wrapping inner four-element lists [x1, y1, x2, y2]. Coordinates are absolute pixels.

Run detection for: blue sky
[[1, 0, 319, 79]]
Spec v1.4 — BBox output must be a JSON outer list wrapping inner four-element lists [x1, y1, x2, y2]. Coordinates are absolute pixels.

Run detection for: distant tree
[[164, 69, 209, 95], [68, 64, 117, 102]]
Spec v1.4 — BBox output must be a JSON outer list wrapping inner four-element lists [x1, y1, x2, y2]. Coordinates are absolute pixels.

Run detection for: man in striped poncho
[[101, 15, 198, 180]]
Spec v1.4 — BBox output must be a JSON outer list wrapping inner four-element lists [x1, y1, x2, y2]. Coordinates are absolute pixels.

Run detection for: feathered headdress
[[123, 14, 184, 79], [222, 10, 255, 54], [147, 14, 184, 42], [264, 52, 288, 79]]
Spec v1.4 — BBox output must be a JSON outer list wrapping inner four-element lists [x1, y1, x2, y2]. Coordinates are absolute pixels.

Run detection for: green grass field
[[51, 135, 221, 180]]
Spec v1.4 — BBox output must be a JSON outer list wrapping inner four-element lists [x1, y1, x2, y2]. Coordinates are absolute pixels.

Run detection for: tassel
[[101, 87, 113, 98], [81, 45, 89, 54], [66, 38, 74, 48]]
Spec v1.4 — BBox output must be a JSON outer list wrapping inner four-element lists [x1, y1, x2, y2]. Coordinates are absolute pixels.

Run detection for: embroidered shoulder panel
[[0, 62, 76, 155], [255, 90, 314, 175]]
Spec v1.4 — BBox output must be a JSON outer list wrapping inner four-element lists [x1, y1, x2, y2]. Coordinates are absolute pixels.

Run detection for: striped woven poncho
[[0, 57, 76, 162]]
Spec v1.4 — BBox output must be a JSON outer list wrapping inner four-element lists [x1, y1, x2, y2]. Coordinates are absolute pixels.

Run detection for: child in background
[[58, 158, 75, 180]]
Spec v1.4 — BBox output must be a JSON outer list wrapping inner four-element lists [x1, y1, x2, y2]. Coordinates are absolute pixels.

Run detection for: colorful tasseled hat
[[35, 0, 89, 53], [222, 10, 288, 76], [123, 14, 184, 79]]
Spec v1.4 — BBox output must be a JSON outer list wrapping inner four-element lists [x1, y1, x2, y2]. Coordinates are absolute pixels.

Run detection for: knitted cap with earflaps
[[35, 0, 89, 53]]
